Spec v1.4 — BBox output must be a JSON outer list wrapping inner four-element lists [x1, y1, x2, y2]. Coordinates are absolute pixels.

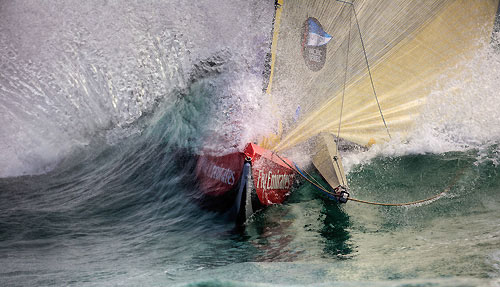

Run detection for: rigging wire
[[336, 5, 351, 154], [273, 151, 463, 207], [336, 0, 392, 140], [331, 6, 353, 188]]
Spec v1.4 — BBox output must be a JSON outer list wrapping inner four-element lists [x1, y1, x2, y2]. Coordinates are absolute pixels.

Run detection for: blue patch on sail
[[307, 18, 332, 47], [294, 105, 301, 122]]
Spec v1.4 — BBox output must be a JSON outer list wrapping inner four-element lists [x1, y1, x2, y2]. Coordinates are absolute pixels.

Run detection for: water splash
[[0, 0, 274, 177], [343, 38, 500, 172]]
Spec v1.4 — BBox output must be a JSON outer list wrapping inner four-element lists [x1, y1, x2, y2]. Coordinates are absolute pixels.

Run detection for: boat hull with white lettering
[[194, 143, 296, 224]]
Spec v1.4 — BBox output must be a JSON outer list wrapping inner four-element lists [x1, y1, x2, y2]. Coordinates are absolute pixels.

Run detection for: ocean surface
[[1, 1, 500, 286]]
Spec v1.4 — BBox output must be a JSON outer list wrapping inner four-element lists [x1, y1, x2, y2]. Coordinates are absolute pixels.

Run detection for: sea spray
[[0, 0, 274, 177], [342, 38, 500, 172]]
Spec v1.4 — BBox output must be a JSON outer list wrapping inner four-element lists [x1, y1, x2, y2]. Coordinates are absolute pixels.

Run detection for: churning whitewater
[[1, 1, 499, 286]]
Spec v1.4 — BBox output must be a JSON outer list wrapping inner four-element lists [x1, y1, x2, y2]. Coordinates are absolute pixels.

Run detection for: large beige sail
[[267, 0, 499, 152]]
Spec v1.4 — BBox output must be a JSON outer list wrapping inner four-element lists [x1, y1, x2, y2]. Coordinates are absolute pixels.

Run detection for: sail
[[266, 0, 500, 152], [312, 133, 348, 189]]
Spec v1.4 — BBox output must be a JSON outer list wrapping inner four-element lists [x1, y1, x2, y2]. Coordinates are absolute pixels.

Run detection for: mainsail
[[266, 0, 500, 154]]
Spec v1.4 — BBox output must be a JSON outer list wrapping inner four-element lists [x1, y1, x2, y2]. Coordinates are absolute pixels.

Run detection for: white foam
[[342, 41, 500, 171], [0, 0, 275, 177]]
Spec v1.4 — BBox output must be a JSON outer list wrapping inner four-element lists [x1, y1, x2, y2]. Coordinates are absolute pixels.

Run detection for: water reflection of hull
[[195, 143, 296, 225]]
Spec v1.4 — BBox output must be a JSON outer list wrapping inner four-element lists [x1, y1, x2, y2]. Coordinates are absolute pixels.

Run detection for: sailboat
[[195, 0, 500, 224]]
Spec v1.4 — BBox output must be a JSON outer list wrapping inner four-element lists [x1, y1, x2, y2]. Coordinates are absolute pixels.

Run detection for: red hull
[[195, 143, 296, 209], [195, 152, 245, 197], [244, 143, 296, 206]]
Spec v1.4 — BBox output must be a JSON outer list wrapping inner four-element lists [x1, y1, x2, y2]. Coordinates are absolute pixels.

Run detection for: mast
[[259, 0, 284, 150]]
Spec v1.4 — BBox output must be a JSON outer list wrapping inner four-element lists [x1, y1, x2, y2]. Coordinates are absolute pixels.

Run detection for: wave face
[[0, 0, 274, 177], [1, 1, 500, 286]]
